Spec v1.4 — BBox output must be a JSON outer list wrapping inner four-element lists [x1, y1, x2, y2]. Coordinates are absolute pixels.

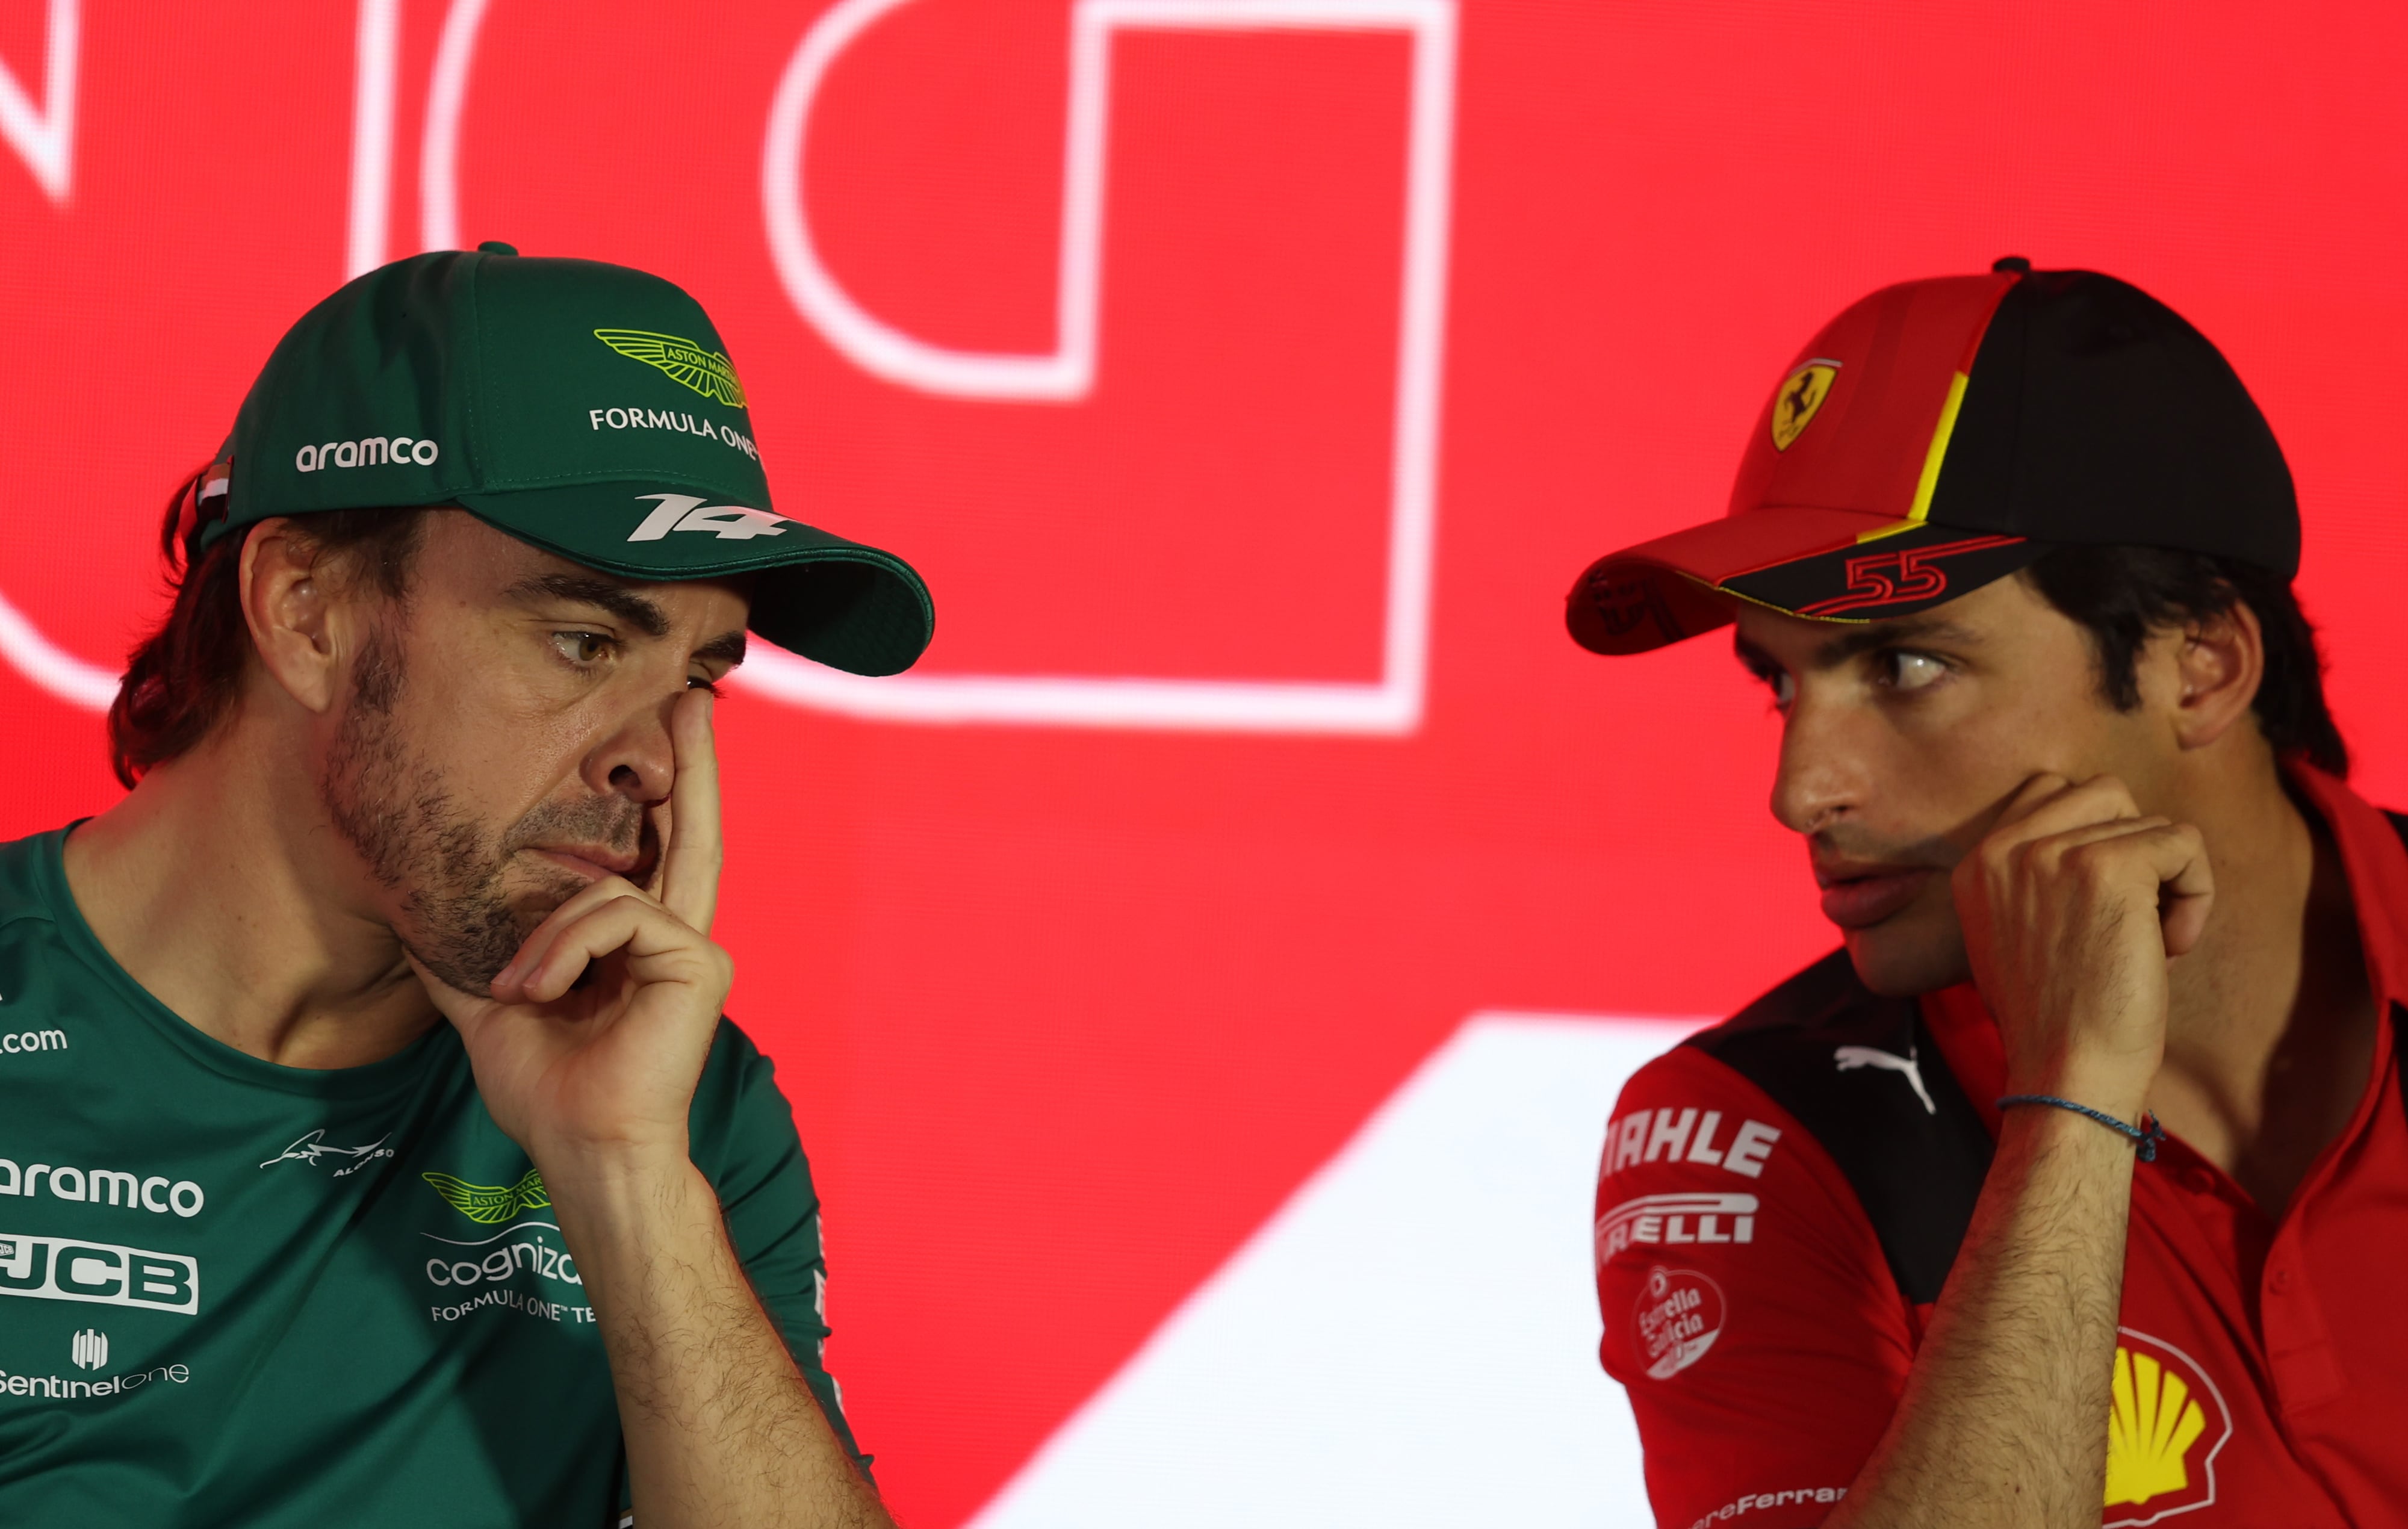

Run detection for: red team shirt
[[1595, 764, 2408, 1528]]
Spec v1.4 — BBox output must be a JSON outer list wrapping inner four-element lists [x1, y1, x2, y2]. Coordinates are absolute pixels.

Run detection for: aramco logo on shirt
[[2103, 1328, 2233, 1527], [421, 1169, 549, 1225], [69, 1329, 105, 1371]]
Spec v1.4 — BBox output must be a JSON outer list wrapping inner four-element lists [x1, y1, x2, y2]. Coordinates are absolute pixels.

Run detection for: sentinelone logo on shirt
[[1, 1331, 192, 1401]]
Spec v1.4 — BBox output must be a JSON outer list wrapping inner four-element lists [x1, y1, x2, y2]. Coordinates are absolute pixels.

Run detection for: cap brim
[[457, 482, 933, 677], [1566, 507, 2046, 656]]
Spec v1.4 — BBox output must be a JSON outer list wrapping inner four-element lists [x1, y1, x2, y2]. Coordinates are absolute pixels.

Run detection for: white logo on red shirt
[[1633, 1265, 1725, 1379], [1833, 1043, 1937, 1114], [1601, 1108, 1782, 1179], [1597, 1191, 1758, 1261]]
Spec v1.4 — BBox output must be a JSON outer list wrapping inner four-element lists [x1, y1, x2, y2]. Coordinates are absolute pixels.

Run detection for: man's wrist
[[1993, 1084, 2155, 1176], [532, 1138, 703, 1212], [2002, 1048, 2156, 1126]]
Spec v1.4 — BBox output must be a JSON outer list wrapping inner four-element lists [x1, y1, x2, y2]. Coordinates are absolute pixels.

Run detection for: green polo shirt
[[0, 827, 868, 1524]]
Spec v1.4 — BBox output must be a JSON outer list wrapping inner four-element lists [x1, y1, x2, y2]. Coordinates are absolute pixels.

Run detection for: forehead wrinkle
[[504, 572, 669, 639]]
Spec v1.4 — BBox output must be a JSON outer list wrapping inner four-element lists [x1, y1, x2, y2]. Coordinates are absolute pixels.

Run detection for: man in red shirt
[[1567, 259, 2407, 1526]]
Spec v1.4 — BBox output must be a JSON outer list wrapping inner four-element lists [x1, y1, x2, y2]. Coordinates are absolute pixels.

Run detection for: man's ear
[[238, 519, 367, 715], [2162, 598, 2266, 752]]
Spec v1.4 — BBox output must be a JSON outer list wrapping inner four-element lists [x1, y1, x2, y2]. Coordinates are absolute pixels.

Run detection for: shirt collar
[[2286, 760, 2408, 1014]]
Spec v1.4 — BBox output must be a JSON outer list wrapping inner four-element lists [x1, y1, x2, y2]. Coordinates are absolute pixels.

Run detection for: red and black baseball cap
[[1565, 258, 2299, 655]]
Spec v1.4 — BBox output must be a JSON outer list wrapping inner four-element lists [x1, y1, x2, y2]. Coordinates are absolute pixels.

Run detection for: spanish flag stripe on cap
[[1861, 274, 2019, 542]]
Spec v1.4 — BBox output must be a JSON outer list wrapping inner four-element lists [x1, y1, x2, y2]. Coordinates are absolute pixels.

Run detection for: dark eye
[[1881, 651, 1948, 692], [1744, 663, 1793, 710], [686, 674, 723, 696], [551, 631, 612, 666]]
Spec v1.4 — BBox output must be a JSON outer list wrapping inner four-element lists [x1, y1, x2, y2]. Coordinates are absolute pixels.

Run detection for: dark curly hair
[[2022, 544, 2347, 778], [107, 473, 426, 787]]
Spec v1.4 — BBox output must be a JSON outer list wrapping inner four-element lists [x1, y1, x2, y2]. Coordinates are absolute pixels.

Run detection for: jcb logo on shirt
[[2104, 1329, 2231, 1525], [0, 1233, 199, 1315]]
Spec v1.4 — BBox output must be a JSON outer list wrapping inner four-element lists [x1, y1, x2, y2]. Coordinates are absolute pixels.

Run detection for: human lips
[[528, 845, 642, 883], [1812, 858, 1938, 929]]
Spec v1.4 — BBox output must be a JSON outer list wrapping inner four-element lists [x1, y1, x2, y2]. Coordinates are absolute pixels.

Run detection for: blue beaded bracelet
[[1996, 1094, 2166, 1162]]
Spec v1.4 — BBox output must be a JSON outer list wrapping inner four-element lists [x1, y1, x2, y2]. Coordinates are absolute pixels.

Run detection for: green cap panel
[[206, 247, 931, 677], [469, 255, 774, 506], [225, 253, 482, 523]]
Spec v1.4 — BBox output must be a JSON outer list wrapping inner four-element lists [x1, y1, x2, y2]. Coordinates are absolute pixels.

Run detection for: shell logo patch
[[1769, 359, 1839, 451], [1632, 1265, 1725, 1380], [2103, 1328, 2232, 1526]]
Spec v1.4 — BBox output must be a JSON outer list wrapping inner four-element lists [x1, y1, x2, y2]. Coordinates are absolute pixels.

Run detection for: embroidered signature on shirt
[[259, 1129, 396, 1176]]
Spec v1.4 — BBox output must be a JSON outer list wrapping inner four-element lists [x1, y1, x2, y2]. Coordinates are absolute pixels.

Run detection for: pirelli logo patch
[[0, 1233, 199, 1315], [1597, 1191, 1759, 1260]]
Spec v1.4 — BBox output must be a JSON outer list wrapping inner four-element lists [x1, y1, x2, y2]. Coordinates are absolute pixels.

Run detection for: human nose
[[588, 693, 679, 805], [1769, 689, 1869, 836]]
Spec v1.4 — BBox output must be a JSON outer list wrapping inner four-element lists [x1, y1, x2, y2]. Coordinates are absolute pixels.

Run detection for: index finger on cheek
[[2005, 772, 2073, 817], [660, 688, 724, 935]]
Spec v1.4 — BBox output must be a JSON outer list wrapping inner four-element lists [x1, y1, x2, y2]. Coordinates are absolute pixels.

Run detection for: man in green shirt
[[0, 244, 934, 1525]]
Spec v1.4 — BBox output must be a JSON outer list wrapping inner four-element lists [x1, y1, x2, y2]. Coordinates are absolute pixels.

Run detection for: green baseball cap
[[197, 243, 932, 676]]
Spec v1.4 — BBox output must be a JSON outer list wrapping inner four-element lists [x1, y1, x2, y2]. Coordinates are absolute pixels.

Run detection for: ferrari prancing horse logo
[[1769, 359, 1840, 451]]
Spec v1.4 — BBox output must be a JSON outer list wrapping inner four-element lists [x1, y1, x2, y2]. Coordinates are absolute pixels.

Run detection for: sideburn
[[318, 620, 535, 993]]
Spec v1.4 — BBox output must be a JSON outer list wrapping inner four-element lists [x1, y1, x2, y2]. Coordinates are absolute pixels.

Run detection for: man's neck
[[62, 719, 442, 1070], [2147, 753, 2377, 1215]]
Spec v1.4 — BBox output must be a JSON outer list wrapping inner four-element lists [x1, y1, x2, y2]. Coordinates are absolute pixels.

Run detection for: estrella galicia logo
[[594, 329, 748, 407], [422, 1169, 550, 1225]]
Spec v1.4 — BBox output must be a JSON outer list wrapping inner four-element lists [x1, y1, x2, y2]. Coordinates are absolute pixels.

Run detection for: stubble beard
[[319, 625, 644, 995]]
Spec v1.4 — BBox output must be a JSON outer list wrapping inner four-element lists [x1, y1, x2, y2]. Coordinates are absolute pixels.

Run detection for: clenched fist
[[1951, 774, 2215, 1120]]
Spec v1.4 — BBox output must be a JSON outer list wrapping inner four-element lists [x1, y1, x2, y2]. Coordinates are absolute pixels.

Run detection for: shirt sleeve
[[1595, 1043, 1916, 1527], [686, 1017, 875, 1484]]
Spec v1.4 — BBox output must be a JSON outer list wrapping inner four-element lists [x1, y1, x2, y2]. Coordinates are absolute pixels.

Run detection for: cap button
[[477, 240, 519, 256], [1991, 255, 2032, 274]]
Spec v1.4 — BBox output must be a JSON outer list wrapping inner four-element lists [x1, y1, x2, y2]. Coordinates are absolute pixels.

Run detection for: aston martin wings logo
[[421, 1168, 551, 1224], [594, 328, 749, 408]]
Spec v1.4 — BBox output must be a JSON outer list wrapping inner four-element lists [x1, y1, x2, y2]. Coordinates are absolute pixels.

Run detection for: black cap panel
[[1928, 270, 2300, 577]]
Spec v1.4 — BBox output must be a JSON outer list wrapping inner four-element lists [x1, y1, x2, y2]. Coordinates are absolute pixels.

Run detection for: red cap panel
[[1727, 272, 2015, 523], [1566, 270, 2020, 655]]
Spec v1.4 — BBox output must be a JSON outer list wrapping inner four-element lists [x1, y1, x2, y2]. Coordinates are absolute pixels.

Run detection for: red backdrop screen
[[4, 2, 2404, 1522]]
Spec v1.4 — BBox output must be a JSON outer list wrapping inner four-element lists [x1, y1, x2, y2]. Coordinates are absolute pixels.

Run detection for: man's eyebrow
[[1811, 618, 1983, 668], [1734, 618, 1985, 675], [505, 572, 668, 639], [695, 631, 748, 668]]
